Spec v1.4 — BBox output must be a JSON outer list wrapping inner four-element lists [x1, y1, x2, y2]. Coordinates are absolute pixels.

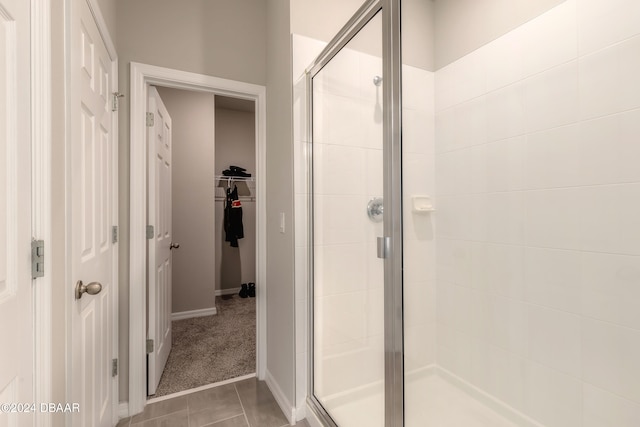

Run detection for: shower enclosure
[[301, 0, 640, 426]]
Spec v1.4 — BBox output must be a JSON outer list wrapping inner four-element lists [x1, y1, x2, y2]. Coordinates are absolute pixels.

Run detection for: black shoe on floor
[[248, 283, 255, 298], [239, 283, 249, 298]]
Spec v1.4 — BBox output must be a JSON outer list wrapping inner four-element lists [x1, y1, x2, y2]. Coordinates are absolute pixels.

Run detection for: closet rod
[[215, 197, 256, 202]]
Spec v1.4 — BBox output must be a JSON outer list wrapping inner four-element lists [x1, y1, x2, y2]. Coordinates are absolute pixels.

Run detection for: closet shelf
[[215, 196, 256, 202], [215, 174, 256, 201], [215, 175, 255, 183]]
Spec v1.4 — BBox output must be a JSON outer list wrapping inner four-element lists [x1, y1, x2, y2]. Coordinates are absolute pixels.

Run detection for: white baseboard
[[215, 287, 241, 296], [171, 307, 217, 321], [118, 402, 129, 419], [295, 401, 307, 422], [265, 370, 296, 426]]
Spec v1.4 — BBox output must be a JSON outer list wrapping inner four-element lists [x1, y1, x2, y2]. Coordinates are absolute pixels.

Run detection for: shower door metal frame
[[306, 0, 404, 425]]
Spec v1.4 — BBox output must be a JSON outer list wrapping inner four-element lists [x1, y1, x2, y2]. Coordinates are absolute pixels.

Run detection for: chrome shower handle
[[367, 197, 383, 222]]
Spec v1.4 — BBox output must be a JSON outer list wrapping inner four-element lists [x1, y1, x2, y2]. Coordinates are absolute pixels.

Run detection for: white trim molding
[[86, 0, 116, 60], [118, 402, 129, 420], [129, 62, 268, 417], [31, 1, 52, 426], [147, 373, 257, 404], [265, 370, 297, 426], [215, 287, 241, 297], [171, 307, 217, 321]]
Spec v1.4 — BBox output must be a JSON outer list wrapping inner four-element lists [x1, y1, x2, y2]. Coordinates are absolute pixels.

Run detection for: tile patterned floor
[[116, 378, 311, 427]]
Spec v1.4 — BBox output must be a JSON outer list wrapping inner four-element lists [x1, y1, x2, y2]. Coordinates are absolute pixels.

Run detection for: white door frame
[[128, 62, 267, 416], [63, 0, 119, 423], [32, 1, 52, 426]]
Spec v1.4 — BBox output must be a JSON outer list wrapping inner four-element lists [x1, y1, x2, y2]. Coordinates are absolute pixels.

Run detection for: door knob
[[170, 242, 180, 250], [75, 280, 102, 300]]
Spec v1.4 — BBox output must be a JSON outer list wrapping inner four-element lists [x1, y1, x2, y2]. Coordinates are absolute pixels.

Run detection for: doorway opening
[[147, 87, 258, 398], [128, 62, 267, 415]]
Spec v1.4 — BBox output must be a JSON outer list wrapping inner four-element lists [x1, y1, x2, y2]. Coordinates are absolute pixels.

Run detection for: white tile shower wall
[[313, 45, 384, 398], [293, 34, 329, 418], [294, 33, 388, 402], [402, 67, 436, 375], [293, 71, 310, 417], [434, 0, 640, 425]]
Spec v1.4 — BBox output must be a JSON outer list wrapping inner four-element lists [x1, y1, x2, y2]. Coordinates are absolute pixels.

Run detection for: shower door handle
[[377, 237, 390, 259]]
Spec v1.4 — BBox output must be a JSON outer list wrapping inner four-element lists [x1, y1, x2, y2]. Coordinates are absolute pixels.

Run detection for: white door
[[147, 86, 173, 396], [0, 0, 34, 425], [69, 0, 116, 425]]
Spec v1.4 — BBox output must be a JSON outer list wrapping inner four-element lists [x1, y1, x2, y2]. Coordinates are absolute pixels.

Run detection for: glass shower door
[[310, 10, 385, 427]]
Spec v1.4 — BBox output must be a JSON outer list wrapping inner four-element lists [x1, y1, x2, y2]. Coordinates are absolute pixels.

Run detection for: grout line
[[200, 414, 247, 427], [130, 406, 188, 425], [234, 383, 252, 427]]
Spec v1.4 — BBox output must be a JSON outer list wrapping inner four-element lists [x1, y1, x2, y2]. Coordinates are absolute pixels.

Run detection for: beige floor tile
[[234, 379, 289, 427], [131, 396, 188, 423], [187, 384, 243, 415], [189, 405, 244, 427], [126, 377, 309, 427], [204, 415, 249, 427], [131, 409, 189, 427]]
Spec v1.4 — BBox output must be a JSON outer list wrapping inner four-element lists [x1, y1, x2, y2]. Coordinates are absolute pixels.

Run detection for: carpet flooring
[[153, 295, 256, 397]]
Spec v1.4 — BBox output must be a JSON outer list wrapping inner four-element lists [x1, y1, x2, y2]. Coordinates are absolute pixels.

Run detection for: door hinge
[[112, 92, 124, 112], [146, 339, 154, 354], [146, 225, 154, 240], [146, 112, 154, 127], [31, 239, 45, 278], [112, 359, 118, 377], [112, 225, 118, 243]]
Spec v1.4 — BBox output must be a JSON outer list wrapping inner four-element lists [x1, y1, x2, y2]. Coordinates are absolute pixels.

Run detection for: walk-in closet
[[148, 88, 258, 397]]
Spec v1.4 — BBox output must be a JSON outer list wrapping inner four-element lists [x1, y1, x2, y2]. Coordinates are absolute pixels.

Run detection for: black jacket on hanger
[[224, 185, 244, 247]]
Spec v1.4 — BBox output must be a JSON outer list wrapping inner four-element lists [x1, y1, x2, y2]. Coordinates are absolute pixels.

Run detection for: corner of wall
[[265, 0, 296, 412], [265, 369, 297, 425]]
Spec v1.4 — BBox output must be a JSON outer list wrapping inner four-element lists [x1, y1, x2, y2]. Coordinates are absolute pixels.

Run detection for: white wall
[[116, 0, 269, 401], [291, 0, 366, 47], [116, 0, 267, 85], [265, 0, 296, 418], [433, 0, 565, 69], [155, 87, 217, 314], [292, 0, 435, 71], [402, 68, 436, 373], [214, 107, 257, 292], [434, 1, 640, 425], [96, 0, 117, 47]]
